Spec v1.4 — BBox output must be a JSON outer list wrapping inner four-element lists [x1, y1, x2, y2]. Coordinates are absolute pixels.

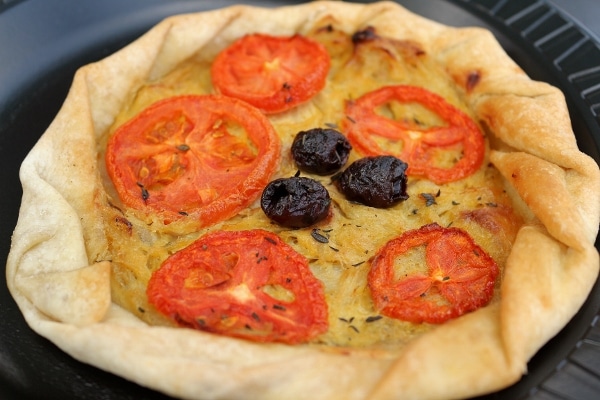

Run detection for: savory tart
[[6, 2, 600, 399]]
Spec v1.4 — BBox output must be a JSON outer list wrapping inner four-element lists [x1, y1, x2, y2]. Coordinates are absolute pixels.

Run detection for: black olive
[[291, 128, 352, 175], [334, 155, 409, 208], [261, 176, 331, 228]]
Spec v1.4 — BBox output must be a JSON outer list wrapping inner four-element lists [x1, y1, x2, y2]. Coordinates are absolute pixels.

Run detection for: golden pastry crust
[[6, 2, 600, 399]]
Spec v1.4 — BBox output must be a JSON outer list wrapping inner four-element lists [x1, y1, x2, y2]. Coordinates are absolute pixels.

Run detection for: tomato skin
[[344, 85, 485, 184], [147, 229, 329, 344], [211, 34, 330, 114], [105, 95, 281, 226], [368, 223, 498, 324]]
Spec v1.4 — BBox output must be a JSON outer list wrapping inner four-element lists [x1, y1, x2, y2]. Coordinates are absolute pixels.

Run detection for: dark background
[[1, 1, 599, 399]]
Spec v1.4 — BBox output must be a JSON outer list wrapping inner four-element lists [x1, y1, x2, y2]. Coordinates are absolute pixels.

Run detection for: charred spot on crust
[[317, 24, 335, 33], [466, 71, 481, 92], [261, 176, 331, 228], [352, 26, 426, 63], [352, 26, 379, 44]]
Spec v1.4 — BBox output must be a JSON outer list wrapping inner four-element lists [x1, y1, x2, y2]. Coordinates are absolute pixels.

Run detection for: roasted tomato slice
[[368, 223, 498, 324], [344, 85, 485, 183], [105, 95, 280, 226], [147, 229, 329, 344], [211, 33, 330, 114]]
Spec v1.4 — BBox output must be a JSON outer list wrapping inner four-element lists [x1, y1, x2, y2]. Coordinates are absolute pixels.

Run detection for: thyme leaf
[[420, 193, 437, 207], [311, 229, 329, 243]]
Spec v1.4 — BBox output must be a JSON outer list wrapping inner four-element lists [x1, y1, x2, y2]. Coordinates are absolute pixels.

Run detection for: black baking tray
[[1, 0, 599, 399]]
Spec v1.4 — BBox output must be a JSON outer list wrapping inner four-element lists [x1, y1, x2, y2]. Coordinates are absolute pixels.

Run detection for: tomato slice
[[105, 95, 281, 226], [211, 33, 330, 114], [344, 85, 485, 183], [368, 223, 498, 324], [147, 229, 329, 344]]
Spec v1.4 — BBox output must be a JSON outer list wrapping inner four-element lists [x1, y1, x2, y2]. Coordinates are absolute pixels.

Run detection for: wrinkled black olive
[[261, 176, 331, 228], [334, 156, 409, 208], [291, 128, 352, 175]]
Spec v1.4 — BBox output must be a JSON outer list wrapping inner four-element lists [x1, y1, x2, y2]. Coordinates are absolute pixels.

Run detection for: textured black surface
[[1, 1, 599, 399]]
